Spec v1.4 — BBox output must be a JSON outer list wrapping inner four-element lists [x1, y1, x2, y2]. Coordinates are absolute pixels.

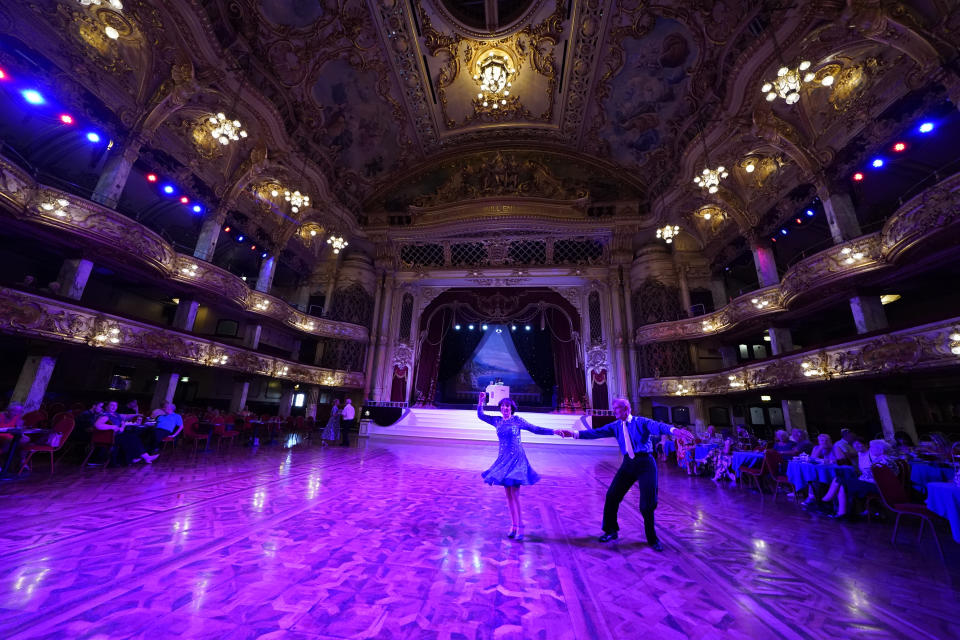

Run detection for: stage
[[362, 407, 617, 448]]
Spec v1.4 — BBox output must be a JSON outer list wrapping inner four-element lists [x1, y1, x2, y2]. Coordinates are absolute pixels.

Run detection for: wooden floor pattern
[[0, 438, 957, 639]]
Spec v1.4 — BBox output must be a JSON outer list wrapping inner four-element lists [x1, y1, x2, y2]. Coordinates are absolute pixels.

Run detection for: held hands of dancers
[[556, 430, 575, 438], [672, 427, 695, 442]]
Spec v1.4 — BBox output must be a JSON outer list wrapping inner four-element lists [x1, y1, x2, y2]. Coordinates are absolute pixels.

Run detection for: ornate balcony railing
[[0, 157, 367, 343], [635, 170, 960, 345], [637, 315, 960, 397], [0, 288, 364, 388]]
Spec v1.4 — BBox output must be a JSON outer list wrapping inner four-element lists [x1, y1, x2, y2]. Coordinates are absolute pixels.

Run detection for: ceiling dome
[[439, 0, 535, 32]]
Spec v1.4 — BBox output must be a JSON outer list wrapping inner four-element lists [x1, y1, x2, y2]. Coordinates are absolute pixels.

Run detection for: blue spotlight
[[192, 204, 202, 213], [162, 184, 175, 195], [805, 209, 815, 217], [468, 324, 475, 330], [454, 324, 461, 330], [780, 228, 788, 235], [918, 121, 934, 134], [237, 235, 244, 242], [525, 325, 531, 331], [871, 158, 884, 168], [261, 252, 268, 258], [86, 132, 102, 143], [21, 89, 45, 105], [481, 324, 488, 331]]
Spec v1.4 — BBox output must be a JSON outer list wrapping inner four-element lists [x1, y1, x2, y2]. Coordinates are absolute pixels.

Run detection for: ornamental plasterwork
[[0, 157, 368, 343], [637, 316, 960, 397], [585, 344, 608, 373], [547, 287, 583, 315], [392, 343, 414, 367], [468, 277, 531, 287], [634, 170, 960, 344], [0, 288, 364, 388]]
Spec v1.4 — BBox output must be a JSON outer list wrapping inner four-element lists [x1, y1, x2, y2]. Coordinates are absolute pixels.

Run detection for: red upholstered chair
[[872, 464, 945, 565], [82, 428, 116, 470], [212, 420, 239, 451], [19, 414, 74, 475], [764, 450, 799, 503], [181, 415, 209, 453], [740, 452, 767, 493], [22, 409, 47, 428]]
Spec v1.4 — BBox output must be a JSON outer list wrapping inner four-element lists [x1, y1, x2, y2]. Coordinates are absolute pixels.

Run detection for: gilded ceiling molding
[[637, 314, 960, 397], [0, 288, 364, 388], [0, 156, 367, 343]]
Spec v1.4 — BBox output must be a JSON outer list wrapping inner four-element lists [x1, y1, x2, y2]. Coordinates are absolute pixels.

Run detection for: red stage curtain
[[412, 307, 452, 406], [591, 369, 608, 410], [391, 365, 408, 402], [546, 307, 587, 412]]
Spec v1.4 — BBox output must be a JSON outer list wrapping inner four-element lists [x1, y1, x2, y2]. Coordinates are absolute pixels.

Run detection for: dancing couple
[[477, 395, 692, 551]]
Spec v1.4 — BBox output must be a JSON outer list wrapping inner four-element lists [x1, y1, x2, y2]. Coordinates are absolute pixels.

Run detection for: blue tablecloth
[[695, 443, 719, 460], [661, 440, 676, 455], [786, 461, 858, 490], [910, 462, 954, 491], [926, 482, 960, 543], [731, 452, 763, 476]]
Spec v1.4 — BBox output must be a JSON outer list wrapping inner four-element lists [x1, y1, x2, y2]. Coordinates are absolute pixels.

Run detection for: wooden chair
[[872, 464, 945, 565], [19, 414, 75, 475], [764, 450, 799, 502], [212, 420, 239, 451], [740, 451, 767, 493], [22, 409, 47, 428]]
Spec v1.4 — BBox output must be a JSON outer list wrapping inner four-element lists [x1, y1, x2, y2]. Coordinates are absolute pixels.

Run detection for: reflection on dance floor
[[0, 439, 956, 639]]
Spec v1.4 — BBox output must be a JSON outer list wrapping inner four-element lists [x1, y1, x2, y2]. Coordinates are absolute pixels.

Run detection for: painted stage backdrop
[[453, 327, 541, 400]]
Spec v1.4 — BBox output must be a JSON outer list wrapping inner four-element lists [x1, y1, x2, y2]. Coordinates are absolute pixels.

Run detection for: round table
[[925, 482, 960, 543], [731, 452, 763, 477], [909, 462, 954, 491], [695, 443, 719, 460], [786, 461, 858, 491]]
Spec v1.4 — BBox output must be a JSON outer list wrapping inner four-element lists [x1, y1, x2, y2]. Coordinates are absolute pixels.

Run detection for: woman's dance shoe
[[507, 527, 517, 539], [513, 527, 524, 541]]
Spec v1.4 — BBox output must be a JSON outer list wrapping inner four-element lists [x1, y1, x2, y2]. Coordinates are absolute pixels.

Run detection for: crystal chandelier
[[656, 225, 680, 244], [283, 189, 309, 213], [761, 61, 833, 105], [327, 235, 348, 254], [209, 112, 247, 146], [694, 166, 728, 193], [473, 50, 515, 110]]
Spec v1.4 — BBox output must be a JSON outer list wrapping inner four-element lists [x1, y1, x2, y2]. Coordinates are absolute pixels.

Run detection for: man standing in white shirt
[[340, 398, 356, 447]]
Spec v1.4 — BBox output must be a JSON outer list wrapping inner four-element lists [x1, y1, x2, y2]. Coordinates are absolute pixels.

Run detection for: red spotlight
[[223, 226, 231, 233], [893, 142, 906, 152], [250, 244, 257, 251], [795, 218, 802, 224], [180, 196, 189, 204], [771, 237, 777, 243], [59, 114, 74, 125], [0, 68, 6, 80], [852, 172, 864, 181], [146, 173, 157, 182]]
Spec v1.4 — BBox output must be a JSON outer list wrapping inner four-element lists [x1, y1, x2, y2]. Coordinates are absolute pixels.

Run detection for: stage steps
[[362, 408, 617, 448]]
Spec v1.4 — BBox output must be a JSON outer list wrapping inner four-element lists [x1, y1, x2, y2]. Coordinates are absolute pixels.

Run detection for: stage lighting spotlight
[[454, 324, 461, 330], [871, 158, 884, 168], [805, 209, 814, 217], [22, 89, 45, 105], [481, 324, 488, 331], [918, 122, 934, 133], [525, 325, 531, 331], [223, 226, 231, 233], [511, 325, 517, 331], [146, 173, 157, 182], [86, 132, 101, 143], [59, 114, 74, 125], [468, 324, 474, 330], [261, 252, 268, 258], [893, 142, 906, 152], [237, 235, 244, 242], [780, 228, 788, 235], [162, 184, 175, 194], [180, 196, 189, 204], [250, 245, 257, 251], [192, 204, 202, 213], [496, 328, 502, 333], [852, 172, 864, 181]]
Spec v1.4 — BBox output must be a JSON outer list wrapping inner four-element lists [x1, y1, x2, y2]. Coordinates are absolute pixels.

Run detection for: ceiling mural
[[585, 17, 699, 175]]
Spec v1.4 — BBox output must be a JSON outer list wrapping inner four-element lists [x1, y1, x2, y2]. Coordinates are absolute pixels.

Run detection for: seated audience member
[[892, 430, 916, 454], [150, 402, 184, 453], [710, 436, 737, 484], [73, 401, 104, 445], [772, 429, 794, 453], [0, 402, 26, 458], [702, 424, 721, 444], [786, 428, 813, 455], [15, 275, 36, 288], [801, 434, 838, 506], [120, 400, 142, 423], [822, 439, 896, 520], [833, 428, 858, 466], [94, 400, 158, 465]]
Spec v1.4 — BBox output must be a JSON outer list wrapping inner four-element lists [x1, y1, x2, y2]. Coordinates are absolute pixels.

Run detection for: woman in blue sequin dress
[[476, 393, 558, 540]]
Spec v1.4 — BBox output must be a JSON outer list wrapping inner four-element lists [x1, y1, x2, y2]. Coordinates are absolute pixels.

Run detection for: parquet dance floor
[[0, 438, 957, 639]]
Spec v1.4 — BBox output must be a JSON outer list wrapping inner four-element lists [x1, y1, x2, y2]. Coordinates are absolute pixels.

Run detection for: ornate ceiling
[[2, 0, 959, 267]]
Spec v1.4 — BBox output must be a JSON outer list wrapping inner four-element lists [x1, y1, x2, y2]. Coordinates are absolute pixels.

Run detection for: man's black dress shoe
[[598, 532, 618, 543], [649, 540, 664, 552]]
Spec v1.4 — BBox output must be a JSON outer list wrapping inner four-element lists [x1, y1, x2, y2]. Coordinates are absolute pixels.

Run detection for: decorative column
[[606, 271, 628, 400], [875, 394, 918, 443], [255, 255, 277, 294], [782, 399, 807, 431], [718, 345, 738, 369], [710, 277, 727, 310], [850, 294, 888, 334], [11, 350, 58, 411], [363, 271, 385, 399], [150, 372, 180, 411], [305, 385, 319, 419], [750, 239, 780, 287], [817, 185, 862, 244], [321, 252, 342, 316], [278, 388, 294, 418], [194, 205, 229, 261], [243, 324, 262, 350], [91, 133, 148, 208], [56, 258, 93, 301], [620, 270, 640, 408], [372, 276, 396, 400], [229, 379, 250, 413], [767, 327, 794, 355], [675, 263, 692, 317], [172, 300, 199, 331]]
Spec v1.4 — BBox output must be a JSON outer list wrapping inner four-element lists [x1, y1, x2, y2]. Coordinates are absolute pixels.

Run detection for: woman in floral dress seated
[[709, 436, 737, 484], [476, 393, 559, 540]]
